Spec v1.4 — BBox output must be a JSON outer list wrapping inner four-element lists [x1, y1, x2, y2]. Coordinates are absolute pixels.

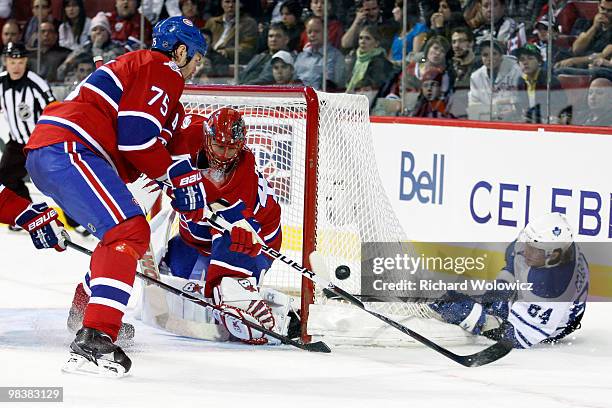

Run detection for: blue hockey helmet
[[152, 16, 207, 60]]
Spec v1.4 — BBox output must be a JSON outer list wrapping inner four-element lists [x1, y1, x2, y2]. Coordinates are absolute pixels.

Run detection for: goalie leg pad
[[216, 305, 268, 345], [260, 287, 295, 343], [213, 277, 275, 344]]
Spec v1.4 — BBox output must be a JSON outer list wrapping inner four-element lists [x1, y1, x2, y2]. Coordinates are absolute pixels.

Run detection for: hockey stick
[[205, 210, 513, 367], [64, 240, 331, 353]]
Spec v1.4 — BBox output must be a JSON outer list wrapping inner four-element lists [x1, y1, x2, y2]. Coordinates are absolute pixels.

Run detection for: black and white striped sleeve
[[27, 71, 55, 108]]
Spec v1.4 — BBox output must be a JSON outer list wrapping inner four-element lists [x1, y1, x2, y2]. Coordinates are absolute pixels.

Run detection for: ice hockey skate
[[62, 327, 132, 378]]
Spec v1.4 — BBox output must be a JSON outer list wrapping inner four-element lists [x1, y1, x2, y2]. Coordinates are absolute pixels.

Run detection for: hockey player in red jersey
[[0, 183, 67, 251], [23, 16, 207, 377], [161, 108, 284, 344]]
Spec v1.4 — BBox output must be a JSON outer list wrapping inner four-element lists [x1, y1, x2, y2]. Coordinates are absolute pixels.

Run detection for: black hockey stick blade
[[305, 251, 512, 366], [302, 341, 332, 353], [327, 282, 512, 366], [351, 303, 512, 367], [65, 241, 331, 353], [457, 340, 514, 368]]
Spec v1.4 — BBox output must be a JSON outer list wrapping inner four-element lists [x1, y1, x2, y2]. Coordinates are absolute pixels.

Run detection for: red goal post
[[183, 85, 319, 340]]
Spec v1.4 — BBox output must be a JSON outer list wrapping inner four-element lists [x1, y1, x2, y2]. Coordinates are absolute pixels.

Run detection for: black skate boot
[[67, 283, 135, 340], [62, 327, 132, 378]]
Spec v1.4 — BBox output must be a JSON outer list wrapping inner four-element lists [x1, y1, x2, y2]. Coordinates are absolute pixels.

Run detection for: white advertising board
[[372, 121, 612, 243]]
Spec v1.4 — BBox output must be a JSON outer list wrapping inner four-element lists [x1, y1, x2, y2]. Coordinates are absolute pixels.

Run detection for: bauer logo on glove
[[15, 203, 68, 251], [167, 158, 207, 219], [176, 171, 202, 187], [24, 208, 59, 231]]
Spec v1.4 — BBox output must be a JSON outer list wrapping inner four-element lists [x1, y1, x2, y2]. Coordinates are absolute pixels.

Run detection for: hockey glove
[[15, 203, 68, 251], [167, 159, 206, 221], [429, 291, 486, 335], [229, 225, 262, 257]]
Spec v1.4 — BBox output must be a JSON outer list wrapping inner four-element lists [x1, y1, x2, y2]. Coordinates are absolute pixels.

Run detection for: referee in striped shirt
[[0, 42, 55, 203]]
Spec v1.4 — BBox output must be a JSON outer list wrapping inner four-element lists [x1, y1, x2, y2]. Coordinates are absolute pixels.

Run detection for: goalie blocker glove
[[15, 203, 68, 251], [167, 159, 207, 221], [213, 277, 275, 345]]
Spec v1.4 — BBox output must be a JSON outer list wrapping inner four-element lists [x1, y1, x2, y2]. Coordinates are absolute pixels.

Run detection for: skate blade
[[61, 353, 129, 378]]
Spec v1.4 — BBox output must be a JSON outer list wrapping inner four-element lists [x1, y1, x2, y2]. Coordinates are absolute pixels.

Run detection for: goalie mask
[[203, 108, 246, 173], [518, 212, 574, 268]]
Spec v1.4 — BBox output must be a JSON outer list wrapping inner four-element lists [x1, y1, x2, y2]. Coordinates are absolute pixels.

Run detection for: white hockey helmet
[[518, 212, 574, 268]]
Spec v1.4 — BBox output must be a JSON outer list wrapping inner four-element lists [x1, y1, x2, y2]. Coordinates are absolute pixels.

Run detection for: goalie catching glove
[[213, 277, 275, 345], [15, 203, 68, 251]]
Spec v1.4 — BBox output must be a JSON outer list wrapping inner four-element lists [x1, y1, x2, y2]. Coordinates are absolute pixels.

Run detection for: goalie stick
[[204, 209, 513, 367], [64, 240, 331, 353]]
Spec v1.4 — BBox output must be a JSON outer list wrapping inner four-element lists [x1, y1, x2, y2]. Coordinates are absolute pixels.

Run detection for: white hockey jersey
[[494, 241, 589, 348]]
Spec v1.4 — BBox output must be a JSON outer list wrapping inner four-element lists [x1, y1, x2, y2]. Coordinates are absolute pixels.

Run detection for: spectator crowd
[[0, 0, 610, 126]]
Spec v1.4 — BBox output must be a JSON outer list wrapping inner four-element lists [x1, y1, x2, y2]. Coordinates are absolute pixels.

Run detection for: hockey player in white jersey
[[430, 212, 588, 348]]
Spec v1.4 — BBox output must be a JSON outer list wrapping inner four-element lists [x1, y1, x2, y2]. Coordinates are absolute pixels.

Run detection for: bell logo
[[399, 151, 445, 205]]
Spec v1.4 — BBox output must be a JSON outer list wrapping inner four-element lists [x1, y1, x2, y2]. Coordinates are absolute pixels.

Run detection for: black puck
[[335, 265, 351, 280]]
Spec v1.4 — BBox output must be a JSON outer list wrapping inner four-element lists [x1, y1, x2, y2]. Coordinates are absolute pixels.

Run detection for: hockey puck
[[335, 265, 351, 280]]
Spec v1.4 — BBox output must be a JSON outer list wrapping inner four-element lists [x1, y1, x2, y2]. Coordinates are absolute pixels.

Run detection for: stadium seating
[[557, 1, 600, 34]]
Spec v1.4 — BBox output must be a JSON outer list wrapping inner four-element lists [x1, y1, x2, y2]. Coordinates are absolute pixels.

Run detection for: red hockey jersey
[[0, 184, 31, 225], [167, 113, 283, 256], [26, 50, 184, 183]]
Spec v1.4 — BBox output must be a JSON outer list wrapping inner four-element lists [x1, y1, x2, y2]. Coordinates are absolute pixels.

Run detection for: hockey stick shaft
[[205, 210, 512, 367], [64, 240, 330, 353]]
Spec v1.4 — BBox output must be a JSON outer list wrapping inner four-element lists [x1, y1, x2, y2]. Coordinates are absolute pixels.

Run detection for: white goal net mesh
[[181, 87, 444, 343]]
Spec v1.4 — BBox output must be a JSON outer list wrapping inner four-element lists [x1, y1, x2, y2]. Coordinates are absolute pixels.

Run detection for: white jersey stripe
[[210, 259, 254, 276], [171, 153, 191, 161], [118, 137, 157, 151], [99, 66, 124, 91], [89, 297, 127, 313], [264, 223, 281, 242]]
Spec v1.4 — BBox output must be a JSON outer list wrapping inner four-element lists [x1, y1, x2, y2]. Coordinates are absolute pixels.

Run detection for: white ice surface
[[1, 227, 611, 408]]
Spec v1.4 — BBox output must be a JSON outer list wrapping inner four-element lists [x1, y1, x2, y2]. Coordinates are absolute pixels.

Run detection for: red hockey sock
[[83, 216, 150, 341], [71, 282, 90, 315]]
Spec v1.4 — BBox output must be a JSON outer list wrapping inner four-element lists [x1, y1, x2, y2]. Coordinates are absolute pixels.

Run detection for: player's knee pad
[[101, 216, 150, 259]]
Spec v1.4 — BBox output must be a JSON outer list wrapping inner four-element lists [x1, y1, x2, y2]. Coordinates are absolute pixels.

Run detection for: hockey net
[[179, 85, 469, 346]]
